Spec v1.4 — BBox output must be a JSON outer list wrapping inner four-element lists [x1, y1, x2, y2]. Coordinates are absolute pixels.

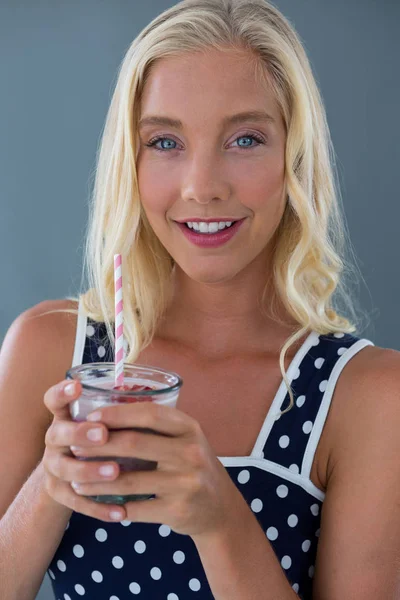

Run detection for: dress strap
[[301, 337, 374, 479], [71, 296, 87, 367], [261, 333, 374, 482]]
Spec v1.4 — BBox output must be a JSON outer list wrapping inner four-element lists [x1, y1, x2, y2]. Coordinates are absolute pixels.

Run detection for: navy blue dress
[[47, 303, 374, 599]]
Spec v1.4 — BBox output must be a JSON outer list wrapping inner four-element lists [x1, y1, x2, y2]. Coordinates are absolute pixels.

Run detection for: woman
[[0, 0, 399, 599]]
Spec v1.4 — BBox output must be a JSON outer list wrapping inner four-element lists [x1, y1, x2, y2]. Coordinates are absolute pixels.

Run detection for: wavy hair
[[54, 0, 370, 415]]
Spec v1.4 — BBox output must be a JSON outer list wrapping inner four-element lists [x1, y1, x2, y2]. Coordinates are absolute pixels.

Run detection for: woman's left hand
[[69, 401, 243, 537]]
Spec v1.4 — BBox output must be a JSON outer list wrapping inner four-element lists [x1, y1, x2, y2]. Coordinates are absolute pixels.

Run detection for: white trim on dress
[[71, 296, 88, 367]]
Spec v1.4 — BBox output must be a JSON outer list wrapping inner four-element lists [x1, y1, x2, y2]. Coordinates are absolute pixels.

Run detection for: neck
[[157, 261, 300, 360]]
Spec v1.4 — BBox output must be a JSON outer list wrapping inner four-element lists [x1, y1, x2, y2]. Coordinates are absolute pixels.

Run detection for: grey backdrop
[[0, 1, 398, 599]]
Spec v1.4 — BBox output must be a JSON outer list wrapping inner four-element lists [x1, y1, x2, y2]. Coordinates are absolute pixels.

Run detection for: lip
[[175, 218, 245, 223], [175, 218, 246, 248]]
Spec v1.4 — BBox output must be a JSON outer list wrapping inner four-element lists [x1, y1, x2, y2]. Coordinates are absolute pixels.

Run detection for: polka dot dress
[[47, 312, 374, 599]]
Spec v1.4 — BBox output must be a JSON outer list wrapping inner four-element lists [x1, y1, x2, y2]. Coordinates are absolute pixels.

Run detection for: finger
[[124, 496, 169, 525], [86, 401, 199, 437], [45, 470, 127, 523], [45, 419, 109, 449], [44, 379, 82, 420], [70, 428, 188, 468], [70, 468, 178, 498], [44, 446, 120, 483]]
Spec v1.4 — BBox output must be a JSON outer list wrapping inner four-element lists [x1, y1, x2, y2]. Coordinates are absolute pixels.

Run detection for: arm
[[0, 462, 72, 600], [311, 347, 400, 599], [193, 490, 298, 600], [0, 302, 77, 600]]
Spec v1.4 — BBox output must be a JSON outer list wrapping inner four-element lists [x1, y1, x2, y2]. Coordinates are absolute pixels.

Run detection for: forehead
[[139, 48, 280, 123]]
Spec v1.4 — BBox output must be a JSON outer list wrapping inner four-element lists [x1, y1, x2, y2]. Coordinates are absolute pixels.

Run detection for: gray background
[[0, 1, 398, 599]]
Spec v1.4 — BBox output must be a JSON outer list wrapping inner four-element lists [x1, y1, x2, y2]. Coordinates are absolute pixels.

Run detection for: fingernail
[[110, 510, 124, 521], [87, 411, 102, 422], [64, 382, 77, 396], [99, 465, 115, 477], [71, 481, 81, 490], [70, 445, 83, 453], [86, 428, 103, 442]]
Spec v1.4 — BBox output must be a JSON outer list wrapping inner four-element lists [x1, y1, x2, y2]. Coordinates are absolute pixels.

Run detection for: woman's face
[[137, 48, 287, 284]]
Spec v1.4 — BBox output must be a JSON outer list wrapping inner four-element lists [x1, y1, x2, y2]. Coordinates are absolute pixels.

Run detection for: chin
[[178, 260, 245, 285]]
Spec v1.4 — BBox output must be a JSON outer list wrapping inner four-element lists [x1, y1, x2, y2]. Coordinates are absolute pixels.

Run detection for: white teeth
[[186, 221, 234, 233]]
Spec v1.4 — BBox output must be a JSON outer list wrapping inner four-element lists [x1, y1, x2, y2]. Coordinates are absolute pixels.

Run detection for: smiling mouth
[[182, 221, 238, 232]]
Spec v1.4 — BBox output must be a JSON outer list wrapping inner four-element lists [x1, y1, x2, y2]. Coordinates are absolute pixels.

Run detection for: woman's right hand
[[41, 379, 127, 522]]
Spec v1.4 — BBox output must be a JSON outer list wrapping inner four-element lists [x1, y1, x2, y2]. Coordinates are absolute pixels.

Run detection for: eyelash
[[145, 132, 266, 152]]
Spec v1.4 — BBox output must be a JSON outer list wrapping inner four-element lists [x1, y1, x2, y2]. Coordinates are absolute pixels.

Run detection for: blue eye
[[145, 132, 265, 152], [236, 136, 259, 147]]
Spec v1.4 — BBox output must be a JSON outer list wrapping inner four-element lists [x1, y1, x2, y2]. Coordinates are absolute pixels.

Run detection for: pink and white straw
[[114, 254, 125, 387]]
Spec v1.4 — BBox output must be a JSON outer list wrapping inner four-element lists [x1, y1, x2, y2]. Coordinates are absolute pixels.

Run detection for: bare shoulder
[[324, 342, 400, 483], [0, 298, 80, 427]]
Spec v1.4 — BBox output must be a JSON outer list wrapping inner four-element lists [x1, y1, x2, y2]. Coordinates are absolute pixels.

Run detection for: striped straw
[[114, 254, 125, 387]]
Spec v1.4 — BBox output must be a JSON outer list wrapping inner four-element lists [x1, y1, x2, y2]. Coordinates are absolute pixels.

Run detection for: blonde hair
[[55, 0, 370, 415]]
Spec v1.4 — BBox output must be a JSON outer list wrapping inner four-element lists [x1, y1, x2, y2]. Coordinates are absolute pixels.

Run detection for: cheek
[[137, 158, 178, 217], [229, 156, 285, 212]]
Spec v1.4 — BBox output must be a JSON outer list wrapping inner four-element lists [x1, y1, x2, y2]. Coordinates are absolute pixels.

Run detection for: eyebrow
[[138, 110, 276, 130]]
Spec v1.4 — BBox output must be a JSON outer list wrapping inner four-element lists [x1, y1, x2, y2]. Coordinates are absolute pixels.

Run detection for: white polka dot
[[302, 540, 311, 552], [296, 395, 306, 407], [57, 560, 66, 572], [173, 551, 185, 564], [292, 583, 299, 593], [292, 366, 300, 380], [237, 469, 250, 484], [310, 503, 319, 516], [74, 584, 85, 596], [64, 595, 71, 600], [150, 567, 162, 580], [319, 380, 328, 392], [110, 597, 120, 600], [120, 520, 132, 526], [112, 556, 124, 569], [314, 357, 325, 369], [91, 570, 103, 583], [289, 463, 299, 474], [287, 514, 298, 527], [86, 325, 95, 337], [73, 544, 84, 558], [65, 521, 70, 530], [276, 484, 289, 498], [279, 435, 290, 448], [315, 528, 321, 537], [159, 524, 171, 537], [189, 578, 201, 591], [281, 555, 292, 570], [49, 569, 56, 580], [334, 332, 345, 338], [134, 540, 146, 553], [338, 346, 347, 356], [97, 345, 106, 358], [266, 526, 279, 540], [309, 565, 315, 578], [167, 595, 179, 600], [302, 420, 313, 434], [251, 498, 263, 513], [129, 582, 141, 594], [95, 528, 108, 542]]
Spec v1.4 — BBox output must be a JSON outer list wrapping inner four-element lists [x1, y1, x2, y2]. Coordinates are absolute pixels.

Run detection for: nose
[[181, 152, 231, 205]]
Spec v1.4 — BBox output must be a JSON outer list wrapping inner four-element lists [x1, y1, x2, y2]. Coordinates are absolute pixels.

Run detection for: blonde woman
[[1, 1, 399, 599]]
